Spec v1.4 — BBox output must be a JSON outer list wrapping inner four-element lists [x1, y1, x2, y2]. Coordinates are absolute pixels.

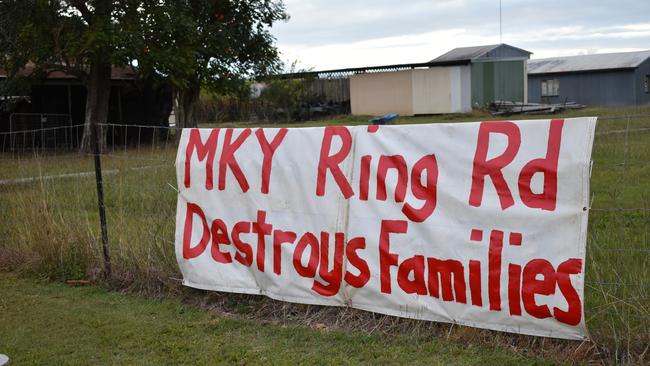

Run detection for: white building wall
[[350, 66, 472, 116], [350, 70, 413, 116], [459, 65, 472, 112], [411, 68, 451, 114]]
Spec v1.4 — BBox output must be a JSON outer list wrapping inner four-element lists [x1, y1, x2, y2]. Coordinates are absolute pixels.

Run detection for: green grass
[[0, 274, 552, 365], [1, 105, 649, 364]]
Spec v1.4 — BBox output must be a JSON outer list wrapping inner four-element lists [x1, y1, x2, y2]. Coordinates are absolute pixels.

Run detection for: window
[[645, 75, 649, 93], [541, 79, 560, 97]]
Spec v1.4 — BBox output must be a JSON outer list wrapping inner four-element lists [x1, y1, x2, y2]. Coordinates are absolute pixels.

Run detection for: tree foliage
[[257, 62, 315, 121], [0, 0, 287, 149]]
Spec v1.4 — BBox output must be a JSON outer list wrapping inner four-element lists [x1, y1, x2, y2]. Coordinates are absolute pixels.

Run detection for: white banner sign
[[174, 117, 596, 340]]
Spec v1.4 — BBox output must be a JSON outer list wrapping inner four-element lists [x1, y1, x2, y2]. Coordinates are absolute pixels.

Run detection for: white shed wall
[[459, 65, 472, 112], [411, 68, 451, 114], [350, 71, 413, 116], [350, 66, 472, 116]]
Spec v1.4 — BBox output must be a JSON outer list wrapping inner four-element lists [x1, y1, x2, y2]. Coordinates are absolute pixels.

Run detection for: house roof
[[528, 50, 650, 74], [431, 44, 532, 62]]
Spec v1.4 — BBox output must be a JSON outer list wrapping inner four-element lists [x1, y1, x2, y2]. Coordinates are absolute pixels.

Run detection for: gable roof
[[431, 44, 532, 62], [528, 50, 650, 74]]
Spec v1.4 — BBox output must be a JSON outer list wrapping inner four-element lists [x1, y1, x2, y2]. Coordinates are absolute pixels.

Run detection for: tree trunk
[[176, 85, 200, 129], [80, 62, 112, 152]]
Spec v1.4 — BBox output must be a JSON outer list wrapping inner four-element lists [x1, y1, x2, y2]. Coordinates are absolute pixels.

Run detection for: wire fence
[[0, 115, 648, 360]]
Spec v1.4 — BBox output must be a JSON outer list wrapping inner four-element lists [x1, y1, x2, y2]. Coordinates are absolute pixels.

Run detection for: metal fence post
[[91, 119, 111, 278]]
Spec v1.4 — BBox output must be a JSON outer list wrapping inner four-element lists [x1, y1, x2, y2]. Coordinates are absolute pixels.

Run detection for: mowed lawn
[[0, 274, 551, 365]]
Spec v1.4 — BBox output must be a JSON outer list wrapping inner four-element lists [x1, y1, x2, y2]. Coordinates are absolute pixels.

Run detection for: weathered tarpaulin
[[175, 117, 596, 340]]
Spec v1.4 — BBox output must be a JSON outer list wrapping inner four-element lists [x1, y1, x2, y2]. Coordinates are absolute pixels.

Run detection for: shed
[[350, 65, 471, 116], [527, 50, 650, 106], [279, 44, 531, 116], [432, 44, 532, 106]]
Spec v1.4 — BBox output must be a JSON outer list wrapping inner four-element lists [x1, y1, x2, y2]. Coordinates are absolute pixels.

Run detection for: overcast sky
[[270, 0, 650, 71]]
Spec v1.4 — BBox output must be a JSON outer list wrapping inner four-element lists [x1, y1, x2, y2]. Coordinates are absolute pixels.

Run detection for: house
[[527, 50, 650, 106], [0, 65, 173, 149]]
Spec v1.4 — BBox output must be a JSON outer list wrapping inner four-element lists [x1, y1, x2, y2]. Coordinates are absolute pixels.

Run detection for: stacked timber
[[488, 100, 585, 116]]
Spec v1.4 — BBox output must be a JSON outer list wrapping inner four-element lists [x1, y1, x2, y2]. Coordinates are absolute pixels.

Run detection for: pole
[[499, 0, 503, 43], [91, 118, 111, 278]]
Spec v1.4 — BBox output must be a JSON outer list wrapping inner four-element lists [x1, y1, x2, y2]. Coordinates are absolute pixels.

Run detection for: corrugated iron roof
[[528, 50, 650, 74], [431, 43, 532, 62], [277, 60, 469, 79], [432, 44, 501, 62], [278, 44, 532, 79]]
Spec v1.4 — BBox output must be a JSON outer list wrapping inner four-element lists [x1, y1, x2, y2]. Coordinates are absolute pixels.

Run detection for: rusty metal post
[[91, 119, 111, 278]]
